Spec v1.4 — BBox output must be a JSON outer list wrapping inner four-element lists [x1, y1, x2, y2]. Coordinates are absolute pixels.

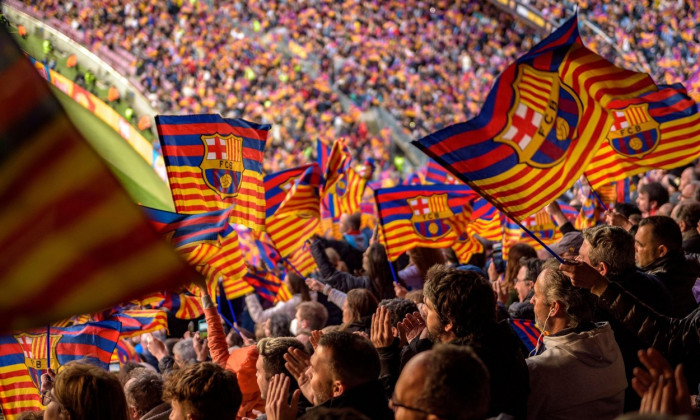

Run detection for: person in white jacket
[[245, 272, 316, 327], [526, 260, 627, 420]]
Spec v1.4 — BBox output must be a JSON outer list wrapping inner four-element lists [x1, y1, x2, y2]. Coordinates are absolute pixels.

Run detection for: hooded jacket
[[526, 322, 627, 420]]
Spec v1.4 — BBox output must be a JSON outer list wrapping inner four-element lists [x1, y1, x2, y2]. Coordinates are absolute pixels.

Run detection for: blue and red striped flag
[[0, 321, 120, 419], [109, 309, 169, 338], [470, 199, 503, 242], [586, 83, 700, 188], [375, 185, 478, 261], [156, 114, 270, 232], [243, 269, 285, 303], [111, 339, 141, 366], [255, 236, 283, 271], [264, 165, 315, 219], [316, 138, 331, 177], [509, 318, 541, 354], [160, 292, 204, 320], [141, 206, 233, 249], [413, 15, 659, 221], [321, 138, 352, 193], [0, 25, 199, 332], [425, 159, 463, 185]]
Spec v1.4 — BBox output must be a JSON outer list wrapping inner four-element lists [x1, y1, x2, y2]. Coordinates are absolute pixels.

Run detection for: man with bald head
[[391, 344, 490, 420]]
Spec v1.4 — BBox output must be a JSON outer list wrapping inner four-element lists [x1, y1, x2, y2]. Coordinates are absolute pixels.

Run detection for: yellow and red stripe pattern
[[0, 26, 199, 332], [156, 114, 270, 232], [413, 16, 658, 222]]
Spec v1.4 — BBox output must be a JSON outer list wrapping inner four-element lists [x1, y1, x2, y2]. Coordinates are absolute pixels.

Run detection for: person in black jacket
[[635, 216, 700, 318], [282, 331, 393, 420], [310, 237, 395, 301]]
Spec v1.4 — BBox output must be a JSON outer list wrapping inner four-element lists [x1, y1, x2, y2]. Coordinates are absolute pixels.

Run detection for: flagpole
[[583, 176, 608, 212], [216, 279, 241, 336], [373, 190, 400, 284], [46, 325, 51, 371]]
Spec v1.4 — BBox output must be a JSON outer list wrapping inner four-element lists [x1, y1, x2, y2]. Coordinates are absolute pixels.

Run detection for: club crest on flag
[[606, 103, 660, 158], [408, 194, 454, 240], [335, 175, 347, 198], [495, 65, 581, 168], [200, 133, 244, 198], [14, 333, 61, 389]]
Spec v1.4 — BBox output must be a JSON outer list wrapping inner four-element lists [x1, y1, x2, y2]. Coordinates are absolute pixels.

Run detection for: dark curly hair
[[423, 264, 495, 340], [378, 298, 418, 327], [163, 362, 242, 420]]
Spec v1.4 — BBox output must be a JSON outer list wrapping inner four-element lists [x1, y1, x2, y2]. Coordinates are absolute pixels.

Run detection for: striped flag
[[266, 165, 322, 258], [503, 209, 563, 252], [111, 339, 141, 366], [284, 244, 317, 278], [243, 269, 285, 303], [413, 15, 659, 221], [110, 309, 169, 338], [450, 202, 485, 263], [321, 138, 351, 193], [509, 318, 541, 354], [156, 114, 269, 232], [470, 199, 503, 242], [585, 83, 700, 188], [141, 206, 233, 249], [160, 292, 204, 320], [0, 25, 199, 332], [425, 159, 463, 185], [375, 185, 478, 261], [316, 138, 331, 178], [0, 321, 120, 419], [264, 165, 315, 219]]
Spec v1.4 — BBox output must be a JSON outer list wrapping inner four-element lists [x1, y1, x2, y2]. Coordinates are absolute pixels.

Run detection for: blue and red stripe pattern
[[243, 269, 284, 303], [0, 321, 120, 418], [413, 15, 659, 221], [141, 206, 232, 249], [509, 318, 541, 354], [264, 165, 314, 219], [156, 114, 270, 232], [375, 185, 477, 261]]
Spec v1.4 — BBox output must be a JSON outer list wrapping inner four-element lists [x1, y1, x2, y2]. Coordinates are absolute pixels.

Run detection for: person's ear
[[598, 261, 610, 277], [550, 301, 562, 317], [657, 244, 669, 258], [444, 322, 454, 334], [679, 220, 687, 232], [332, 379, 346, 397]]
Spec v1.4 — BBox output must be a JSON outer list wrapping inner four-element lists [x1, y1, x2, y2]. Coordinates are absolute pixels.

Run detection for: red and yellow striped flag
[[0, 25, 199, 332]]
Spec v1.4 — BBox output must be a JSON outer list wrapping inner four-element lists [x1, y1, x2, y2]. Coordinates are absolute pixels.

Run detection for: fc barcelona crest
[[200, 134, 244, 198], [334, 175, 347, 198], [606, 104, 660, 158], [496, 65, 582, 168], [408, 194, 454, 240], [14, 333, 62, 390]]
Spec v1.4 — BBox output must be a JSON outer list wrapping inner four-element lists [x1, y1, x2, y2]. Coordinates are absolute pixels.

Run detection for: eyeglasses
[[389, 394, 433, 416]]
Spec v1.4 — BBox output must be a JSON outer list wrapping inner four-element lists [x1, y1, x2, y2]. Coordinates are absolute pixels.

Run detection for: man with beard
[[422, 264, 529, 419], [526, 260, 626, 420], [284, 331, 393, 420]]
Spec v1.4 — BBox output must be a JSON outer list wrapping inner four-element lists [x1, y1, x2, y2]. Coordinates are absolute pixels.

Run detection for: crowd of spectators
[[14, 0, 699, 174]]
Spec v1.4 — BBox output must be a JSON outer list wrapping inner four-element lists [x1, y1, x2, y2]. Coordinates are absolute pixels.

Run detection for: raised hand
[[371, 306, 394, 348], [309, 330, 323, 351], [398, 311, 426, 345], [265, 374, 301, 420], [283, 347, 314, 404]]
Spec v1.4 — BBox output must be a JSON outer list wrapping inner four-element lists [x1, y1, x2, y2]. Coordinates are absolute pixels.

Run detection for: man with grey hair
[[527, 260, 626, 420], [578, 225, 671, 411], [124, 370, 171, 420], [173, 338, 197, 367]]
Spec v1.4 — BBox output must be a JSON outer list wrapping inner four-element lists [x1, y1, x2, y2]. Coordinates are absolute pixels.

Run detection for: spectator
[[284, 331, 393, 420], [392, 344, 490, 420], [398, 247, 446, 291], [378, 298, 418, 334], [43, 362, 128, 420], [508, 257, 543, 320], [637, 182, 670, 217], [163, 362, 242, 420], [124, 370, 171, 420], [635, 216, 700, 317], [246, 272, 313, 325], [549, 231, 584, 259], [490, 243, 538, 307], [339, 289, 379, 335], [256, 337, 309, 418], [424, 264, 529, 419], [673, 201, 700, 253], [294, 302, 329, 346], [172, 338, 197, 367], [527, 260, 626, 420]]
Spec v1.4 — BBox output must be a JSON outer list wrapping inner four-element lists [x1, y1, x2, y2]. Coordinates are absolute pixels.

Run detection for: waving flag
[[0, 25, 199, 332], [255, 236, 283, 271], [375, 185, 478, 261], [160, 292, 204, 320], [323, 161, 373, 221], [110, 309, 168, 338], [413, 15, 658, 221], [425, 159, 463, 185], [316, 138, 331, 176], [156, 114, 269, 231], [264, 165, 315, 219], [141, 206, 232, 249], [470, 199, 503, 242], [586, 83, 700, 188], [0, 321, 120, 419], [503, 209, 563, 252], [111, 339, 141, 366], [321, 138, 351, 193], [509, 318, 541, 354], [243, 269, 285, 303], [449, 202, 485, 263]]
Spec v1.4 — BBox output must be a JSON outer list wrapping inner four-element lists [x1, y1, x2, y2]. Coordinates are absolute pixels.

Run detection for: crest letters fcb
[[408, 194, 454, 240], [606, 103, 660, 158], [495, 65, 582, 168], [14, 333, 62, 390], [200, 134, 244, 198]]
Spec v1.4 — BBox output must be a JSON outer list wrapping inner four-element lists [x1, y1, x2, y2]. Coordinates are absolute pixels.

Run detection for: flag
[[509, 318, 541, 354], [110, 309, 168, 338], [449, 202, 485, 263], [0, 321, 120, 419], [323, 163, 372, 221], [264, 165, 314, 219], [402, 172, 425, 185], [156, 114, 270, 231], [470, 199, 503, 242], [0, 25, 199, 332], [267, 165, 322, 258], [243, 269, 284, 303], [275, 283, 292, 303], [141, 206, 233, 249], [503, 209, 563, 251], [425, 159, 463, 185], [160, 292, 204, 320], [284, 244, 317, 278], [375, 185, 478, 261], [111, 339, 141, 366], [316, 138, 331, 177], [255, 236, 283, 271], [586, 83, 700, 188], [412, 15, 658, 221], [321, 138, 351, 192]]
